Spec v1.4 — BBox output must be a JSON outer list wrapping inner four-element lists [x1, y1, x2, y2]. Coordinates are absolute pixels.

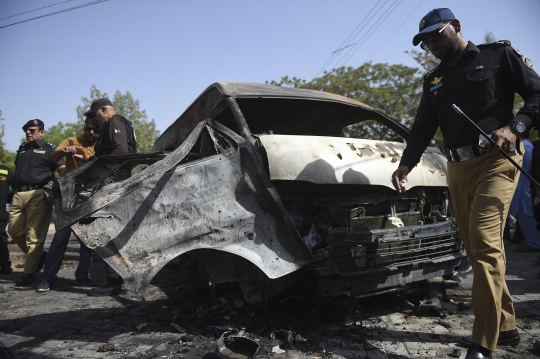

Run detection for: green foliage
[[269, 61, 426, 141], [77, 85, 160, 152], [405, 48, 440, 73], [76, 85, 108, 123], [2, 151, 16, 173], [0, 110, 16, 172]]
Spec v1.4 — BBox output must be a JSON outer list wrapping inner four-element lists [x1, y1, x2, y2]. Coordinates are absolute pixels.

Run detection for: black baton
[[452, 104, 540, 190]]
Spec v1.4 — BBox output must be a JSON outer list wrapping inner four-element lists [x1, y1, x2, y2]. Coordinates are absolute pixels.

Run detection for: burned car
[[50, 82, 469, 304]]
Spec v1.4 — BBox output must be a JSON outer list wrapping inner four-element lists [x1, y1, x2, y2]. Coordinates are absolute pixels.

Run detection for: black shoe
[[36, 280, 51, 292], [75, 277, 96, 287], [460, 329, 520, 347], [465, 343, 492, 359], [15, 274, 35, 289], [89, 285, 126, 296], [36, 251, 47, 272]]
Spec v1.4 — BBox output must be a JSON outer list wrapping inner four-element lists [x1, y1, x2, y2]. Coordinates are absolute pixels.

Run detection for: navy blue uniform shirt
[[13, 139, 64, 187], [400, 41, 540, 170]]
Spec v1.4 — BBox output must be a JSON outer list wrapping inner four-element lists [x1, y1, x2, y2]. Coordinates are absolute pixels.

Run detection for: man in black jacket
[[84, 99, 136, 295], [85, 98, 136, 156]]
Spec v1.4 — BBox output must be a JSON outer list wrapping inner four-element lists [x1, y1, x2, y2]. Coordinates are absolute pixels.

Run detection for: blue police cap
[[412, 8, 455, 46]]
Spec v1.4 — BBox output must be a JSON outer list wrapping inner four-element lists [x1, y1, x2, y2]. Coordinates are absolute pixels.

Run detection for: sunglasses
[[85, 126, 97, 132], [24, 128, 40, 133], [421, 22, 451, 51]]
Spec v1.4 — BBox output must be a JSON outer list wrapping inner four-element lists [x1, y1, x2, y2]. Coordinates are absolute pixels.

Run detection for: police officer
[[0, 164, 13, 274], [9, 119, 65, 288], [84, 98, 136, 156], [84, 99, 136, 295], [391, 8, 540, 359]]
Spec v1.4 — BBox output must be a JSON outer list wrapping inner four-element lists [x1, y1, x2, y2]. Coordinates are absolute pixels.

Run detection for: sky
[[1, 0, 539, 152]]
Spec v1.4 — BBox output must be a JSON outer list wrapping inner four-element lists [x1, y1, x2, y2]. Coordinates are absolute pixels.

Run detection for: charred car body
[[50, 82, 468, 304]]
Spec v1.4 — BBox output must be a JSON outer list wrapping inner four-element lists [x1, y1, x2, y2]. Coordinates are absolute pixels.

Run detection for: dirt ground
[[0, 225, 539, 359]]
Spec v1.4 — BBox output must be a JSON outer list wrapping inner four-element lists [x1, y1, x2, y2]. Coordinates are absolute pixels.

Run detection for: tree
[[77, 85, 160, 152], [269, 62, 426, 142], [0, 110, 17, 172], [0, 110, 5, 157], [76, 85, 108, 123], [483, 31, 496, 44]]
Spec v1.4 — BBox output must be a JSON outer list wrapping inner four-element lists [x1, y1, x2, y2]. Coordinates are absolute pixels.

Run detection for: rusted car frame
[[50, 82, 468, 303]]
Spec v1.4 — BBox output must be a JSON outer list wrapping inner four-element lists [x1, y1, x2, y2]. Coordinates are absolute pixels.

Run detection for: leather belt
[[446, 144, 487, 162], [16, 184, 42, 192]]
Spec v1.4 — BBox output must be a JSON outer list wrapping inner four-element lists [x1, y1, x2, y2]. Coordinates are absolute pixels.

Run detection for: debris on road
[[215, 331, 260, 359], [97, 343, 115, 352], [449, 347, 461, 357]]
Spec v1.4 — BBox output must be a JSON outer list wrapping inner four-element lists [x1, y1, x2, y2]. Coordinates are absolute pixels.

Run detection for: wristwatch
[[510, 121, 526, 135]]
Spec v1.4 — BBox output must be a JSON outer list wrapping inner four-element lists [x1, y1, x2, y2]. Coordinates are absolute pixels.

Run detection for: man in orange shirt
[[36, 118, 98, 292]]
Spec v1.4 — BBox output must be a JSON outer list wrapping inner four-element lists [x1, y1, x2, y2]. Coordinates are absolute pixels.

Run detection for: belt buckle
[[446, 149, 457, 162]]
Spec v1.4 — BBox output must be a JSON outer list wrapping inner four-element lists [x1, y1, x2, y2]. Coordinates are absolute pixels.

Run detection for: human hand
[[489, 126, 517, 153], [391, 165, 410, 193], [62, 146, 76, 155]]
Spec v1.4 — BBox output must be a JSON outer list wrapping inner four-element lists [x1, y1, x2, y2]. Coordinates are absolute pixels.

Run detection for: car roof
[[213, 81, 377, 110], [153, 81, 409, 152]]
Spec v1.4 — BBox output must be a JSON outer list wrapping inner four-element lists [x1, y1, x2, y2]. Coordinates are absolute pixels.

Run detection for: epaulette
[[46, 142, 57, 149], [424, 65, 440, 80], [18, 142, 27, 149], [478, 39, 511, 47]]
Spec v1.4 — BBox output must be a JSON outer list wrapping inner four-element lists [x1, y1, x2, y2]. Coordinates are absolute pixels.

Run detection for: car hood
[[259, 135, 447, 189]]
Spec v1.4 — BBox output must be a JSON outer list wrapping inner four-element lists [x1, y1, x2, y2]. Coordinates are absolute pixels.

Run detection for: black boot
[[465, 343, 492, 359], [460, 329, 520, 347]]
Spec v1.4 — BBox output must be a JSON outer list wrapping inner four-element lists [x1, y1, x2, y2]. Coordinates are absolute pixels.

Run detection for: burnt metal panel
[[56, 120, 312, 298]]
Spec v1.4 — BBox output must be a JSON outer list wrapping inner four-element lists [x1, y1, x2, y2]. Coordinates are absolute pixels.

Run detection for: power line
[[0, 0, 109, 29], [331, 0, 394, 70], [0, 0, 76, 21], [366, 0, 426, 61], [314, 0, 385, 78], [338, 0, 402, 67], [313, 0, 384, 78]]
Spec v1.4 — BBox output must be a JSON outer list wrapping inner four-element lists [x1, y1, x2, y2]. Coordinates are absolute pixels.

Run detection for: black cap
[[412, 8, 455, 46], [22, 119, 45, 130], [84, 98, 113, 118]]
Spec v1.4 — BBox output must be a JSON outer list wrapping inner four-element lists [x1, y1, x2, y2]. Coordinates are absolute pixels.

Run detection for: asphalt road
[[0, 225, 539, 359]]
